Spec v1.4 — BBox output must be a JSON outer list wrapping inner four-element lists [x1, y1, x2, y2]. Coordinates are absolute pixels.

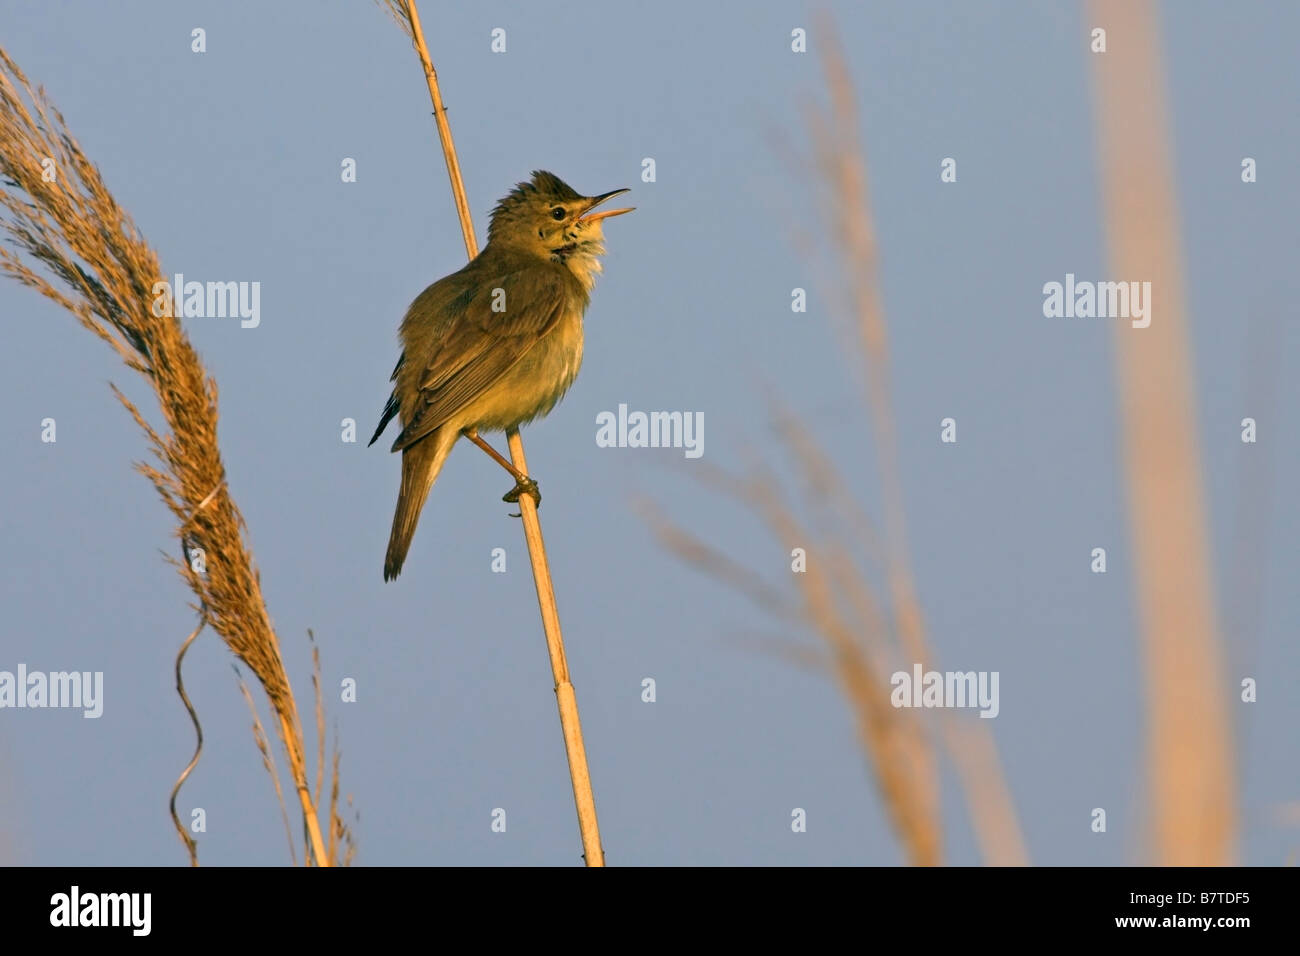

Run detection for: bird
[[369, 170, 633, 580]]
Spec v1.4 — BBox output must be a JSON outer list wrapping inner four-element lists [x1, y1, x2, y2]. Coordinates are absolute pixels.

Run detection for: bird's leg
[[462, 428, 541, 511], [463, 427, 523, 479]]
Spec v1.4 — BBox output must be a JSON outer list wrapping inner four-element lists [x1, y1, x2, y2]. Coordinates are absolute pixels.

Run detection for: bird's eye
[[551, 207, 565, 220]]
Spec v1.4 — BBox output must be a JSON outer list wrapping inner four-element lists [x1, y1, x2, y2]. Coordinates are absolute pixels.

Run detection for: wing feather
[[391, 267, 570, 451]]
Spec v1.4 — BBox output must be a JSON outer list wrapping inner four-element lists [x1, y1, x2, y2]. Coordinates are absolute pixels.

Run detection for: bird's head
[[486, 171, 633, 288]]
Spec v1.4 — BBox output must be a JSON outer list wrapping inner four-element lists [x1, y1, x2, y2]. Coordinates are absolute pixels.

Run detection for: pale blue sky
[[0, 1, 1296, 865]]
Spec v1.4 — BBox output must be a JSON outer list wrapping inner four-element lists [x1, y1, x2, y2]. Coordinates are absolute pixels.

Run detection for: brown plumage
[[370, 171, 632, 579]]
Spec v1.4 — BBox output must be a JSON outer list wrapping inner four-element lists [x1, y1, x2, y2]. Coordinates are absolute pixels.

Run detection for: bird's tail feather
[[384, 428, 454, 581]]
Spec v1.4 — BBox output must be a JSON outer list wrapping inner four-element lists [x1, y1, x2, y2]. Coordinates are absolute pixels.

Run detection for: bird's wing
[[390, 267, 570, 452]]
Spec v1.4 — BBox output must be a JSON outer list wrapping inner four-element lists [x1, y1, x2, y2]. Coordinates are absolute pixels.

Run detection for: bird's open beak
[[579, 188, 634, 223]]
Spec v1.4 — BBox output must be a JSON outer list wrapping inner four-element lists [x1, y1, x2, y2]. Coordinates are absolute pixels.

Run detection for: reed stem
[[400, 0, 605, 867]]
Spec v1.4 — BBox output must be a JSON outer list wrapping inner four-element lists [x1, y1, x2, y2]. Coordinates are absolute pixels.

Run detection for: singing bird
[[369, 171, 633, 580]]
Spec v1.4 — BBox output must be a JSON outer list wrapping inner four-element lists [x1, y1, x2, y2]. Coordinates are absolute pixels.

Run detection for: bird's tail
[[384, 428, 455, 581]]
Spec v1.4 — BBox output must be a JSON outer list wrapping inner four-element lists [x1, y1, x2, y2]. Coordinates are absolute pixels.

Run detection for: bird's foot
[[503, 476, 541, 516]]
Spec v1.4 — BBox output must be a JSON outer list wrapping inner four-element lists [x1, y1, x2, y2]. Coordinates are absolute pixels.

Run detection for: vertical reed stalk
[[1088, 0, 1235, 864]]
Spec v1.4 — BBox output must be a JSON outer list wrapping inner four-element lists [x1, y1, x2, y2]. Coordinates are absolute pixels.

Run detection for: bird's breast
[[473, 306, 585, 432]]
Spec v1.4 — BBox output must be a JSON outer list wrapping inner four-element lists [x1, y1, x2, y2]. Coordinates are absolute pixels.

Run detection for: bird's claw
[[503, 476, 541, 516]]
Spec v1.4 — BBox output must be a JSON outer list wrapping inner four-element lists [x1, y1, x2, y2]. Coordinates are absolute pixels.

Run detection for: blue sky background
[[0, 0, 1296, 865]]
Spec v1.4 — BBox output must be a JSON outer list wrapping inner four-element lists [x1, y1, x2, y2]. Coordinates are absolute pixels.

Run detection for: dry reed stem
[[384, 0, 605, 866], [1088, 0, 1235, 864], [0, 48, 334, 865], [310, 630, 326, 811]]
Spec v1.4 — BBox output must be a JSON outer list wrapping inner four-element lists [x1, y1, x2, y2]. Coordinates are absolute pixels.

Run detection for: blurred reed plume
[[0, 49, 350, 866], [646, 18, 1026, 866], [1088, 0, 1235, 864]]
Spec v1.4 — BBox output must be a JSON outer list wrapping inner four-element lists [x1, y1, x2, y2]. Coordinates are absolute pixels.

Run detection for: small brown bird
[[370, 171, 633, 580]]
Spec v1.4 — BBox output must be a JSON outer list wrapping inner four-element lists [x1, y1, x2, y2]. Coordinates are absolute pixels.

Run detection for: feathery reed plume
[[647, 18, 1028, 865], [235, 668, 298, 866], [237, 636, 356, 866], [376, 0, 413, 40], [0, 48, 342, 865], [378, 0, 605, 866], [328, 748, 358, 867], [311, 628, 357, 866], [1088, 0, 1236, 864]]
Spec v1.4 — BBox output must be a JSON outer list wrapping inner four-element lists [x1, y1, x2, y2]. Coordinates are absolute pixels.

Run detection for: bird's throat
[[550, 239, 606, 291]]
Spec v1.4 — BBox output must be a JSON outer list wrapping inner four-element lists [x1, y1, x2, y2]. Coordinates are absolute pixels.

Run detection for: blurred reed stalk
[[647, 17, 1027, 865], [1088, 0, 1236, 864], [378, 0, 605, 866], [0, 49, 349, 866]]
